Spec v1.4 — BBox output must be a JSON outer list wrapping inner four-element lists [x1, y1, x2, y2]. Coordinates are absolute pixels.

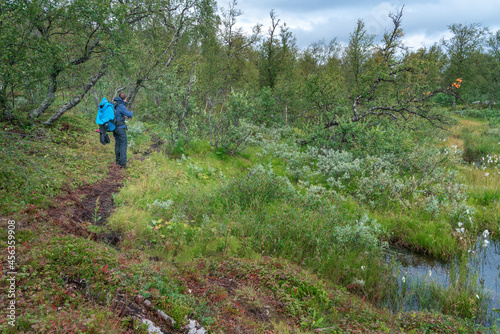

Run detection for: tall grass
[[110, 153, 392, 299], [109, 111, 499, 321], [109, 147, 486, 320], [448, 113, 500, 236]]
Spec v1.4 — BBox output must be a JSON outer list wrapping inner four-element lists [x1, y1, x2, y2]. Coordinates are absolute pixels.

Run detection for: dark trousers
[[113, 127, 128, 166]]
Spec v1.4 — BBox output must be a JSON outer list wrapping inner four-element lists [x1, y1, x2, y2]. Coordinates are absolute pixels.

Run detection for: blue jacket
[[113, 97, 133, 129]]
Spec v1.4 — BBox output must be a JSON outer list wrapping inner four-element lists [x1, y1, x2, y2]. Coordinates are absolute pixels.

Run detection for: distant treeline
[[1, 1, 498, 136]]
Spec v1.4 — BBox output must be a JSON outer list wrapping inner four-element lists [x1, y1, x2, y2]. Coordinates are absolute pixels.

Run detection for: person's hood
[[113, 97, 126, 105], [99, 97, 109, 108]]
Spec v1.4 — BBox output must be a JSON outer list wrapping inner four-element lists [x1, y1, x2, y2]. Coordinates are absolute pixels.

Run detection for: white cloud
[[216, 0, 500, 49]]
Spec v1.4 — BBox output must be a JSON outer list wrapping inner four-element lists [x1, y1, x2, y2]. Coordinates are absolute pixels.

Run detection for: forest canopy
[[1, 0, 499, 146]]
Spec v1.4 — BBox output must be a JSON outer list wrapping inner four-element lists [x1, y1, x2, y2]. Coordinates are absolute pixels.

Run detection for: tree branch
[[42, 62, 108, 125]]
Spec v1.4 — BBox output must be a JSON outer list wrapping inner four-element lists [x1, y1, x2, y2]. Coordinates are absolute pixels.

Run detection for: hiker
[[113, 92, 133, 168]]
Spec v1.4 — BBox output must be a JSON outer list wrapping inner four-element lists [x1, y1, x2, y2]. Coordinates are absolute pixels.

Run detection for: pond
[[389, 238, 500, 326]]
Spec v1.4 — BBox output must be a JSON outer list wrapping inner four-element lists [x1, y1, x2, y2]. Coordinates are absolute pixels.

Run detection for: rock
[[185, 319, 207, 334], [143, 299, 153, 309], [136, 294, 176, 327], [156, 309, 176, 327], [141, 318, 164, 334]]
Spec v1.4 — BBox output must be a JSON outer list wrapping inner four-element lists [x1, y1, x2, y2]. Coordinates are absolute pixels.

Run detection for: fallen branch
[[135, 294, 176, 327]]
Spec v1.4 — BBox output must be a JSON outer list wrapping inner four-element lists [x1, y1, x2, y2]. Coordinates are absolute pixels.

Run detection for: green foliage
[[451, 110, 500, 163], [138, 64, 200, 151], [480, 30, 500, 105], [343, 19, 375, 97], [59, 105, 494, 326], [2, 0, 124, 119], [260, 128, 468, 232], [254, 87, 280, 125], [442, 23, 489, 105], [4, 110, 496, 333], [462, 131, 500, 163], [257, 10, 283, 89], [209, 89, 257, 154], [215, 164, 296, 210]]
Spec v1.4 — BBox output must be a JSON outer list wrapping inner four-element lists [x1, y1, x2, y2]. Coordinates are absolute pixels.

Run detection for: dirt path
[[22, 163, 195, 332], [43, 164, 124, 244]]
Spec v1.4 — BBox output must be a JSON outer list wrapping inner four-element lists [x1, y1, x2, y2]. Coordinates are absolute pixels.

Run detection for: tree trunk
[[126, 78, 143, 109], [29, 38, 101, 119], [127, 51, 176, 109], [113, 86, 127, 100], [285, 103, 288, 126], [0, 89, 8, 117], [28, 65, 62, 118], [42, 64, 107, 125], [0, 90, 14, 121]]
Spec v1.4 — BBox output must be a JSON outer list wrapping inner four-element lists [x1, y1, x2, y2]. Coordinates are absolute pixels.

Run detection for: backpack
[[96, 98, 117, 132]]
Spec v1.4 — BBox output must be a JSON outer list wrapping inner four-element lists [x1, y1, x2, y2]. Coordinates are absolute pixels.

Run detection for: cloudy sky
[[216, 0, 500, 50]]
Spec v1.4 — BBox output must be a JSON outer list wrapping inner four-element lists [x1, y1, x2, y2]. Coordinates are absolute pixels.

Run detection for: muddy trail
[[37, 163, 213, 333], [26, 164, 194, 333], [34, 162, 285, 332], [42, 164, 124, 246]]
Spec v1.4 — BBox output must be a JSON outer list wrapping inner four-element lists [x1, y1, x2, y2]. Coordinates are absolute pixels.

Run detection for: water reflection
[[389, 239, 500, 324]]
